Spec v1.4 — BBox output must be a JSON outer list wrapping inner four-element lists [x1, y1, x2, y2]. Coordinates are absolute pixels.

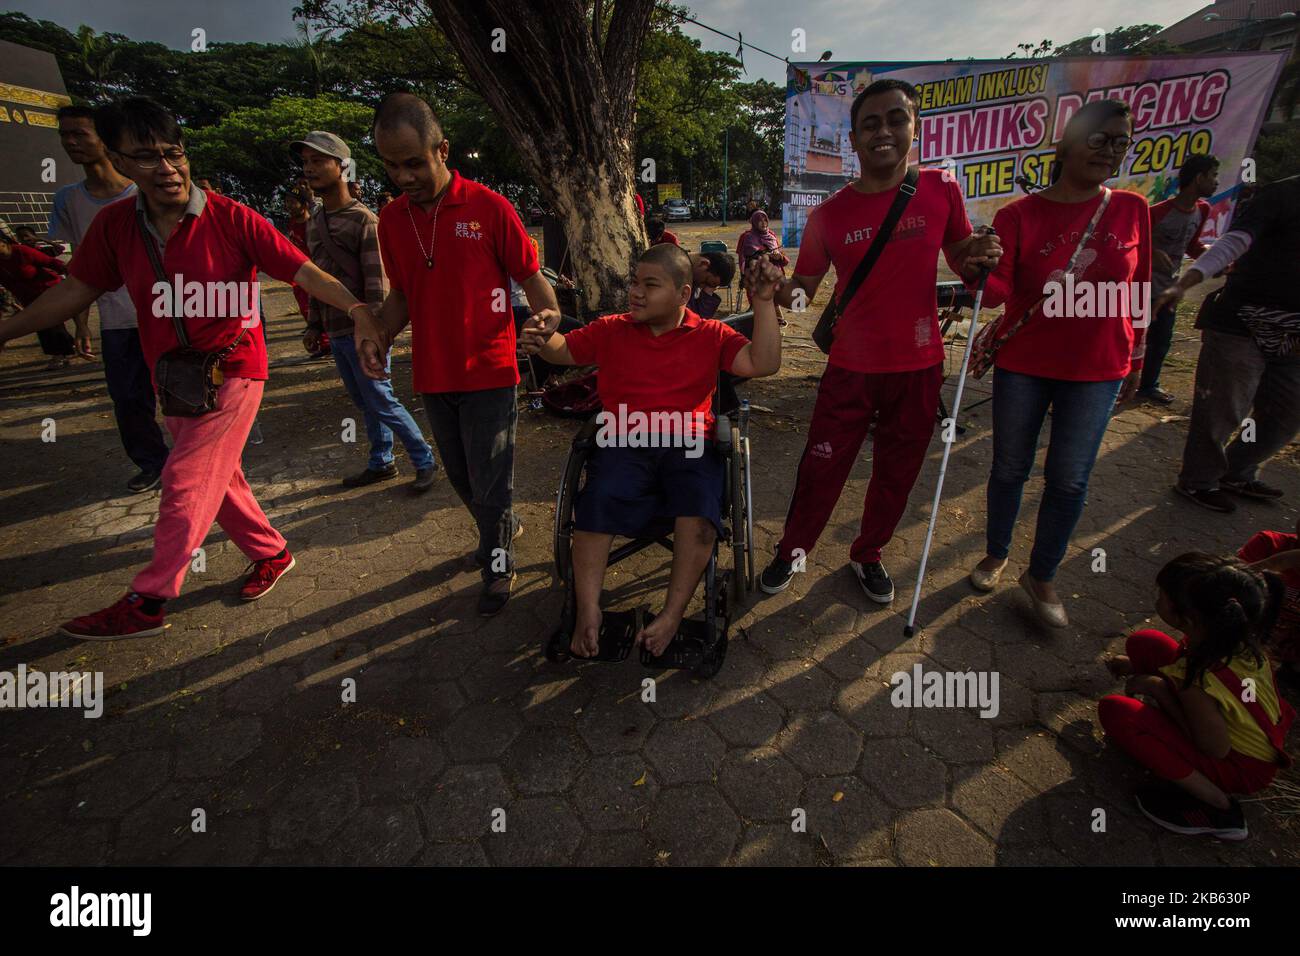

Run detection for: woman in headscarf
[[736, 210, 788, 309]]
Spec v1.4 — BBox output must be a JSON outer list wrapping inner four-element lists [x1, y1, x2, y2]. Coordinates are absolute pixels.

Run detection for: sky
[[7, 0, 1211, 82]]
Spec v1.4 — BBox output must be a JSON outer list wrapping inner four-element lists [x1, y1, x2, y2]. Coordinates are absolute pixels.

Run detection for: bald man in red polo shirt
[[0, 97, 380, 640], [355, 93, 561, 617]]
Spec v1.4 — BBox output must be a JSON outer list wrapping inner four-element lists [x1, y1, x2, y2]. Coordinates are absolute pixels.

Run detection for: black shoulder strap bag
[[139, 207, 246, 416], [811, 165, 919, 354]]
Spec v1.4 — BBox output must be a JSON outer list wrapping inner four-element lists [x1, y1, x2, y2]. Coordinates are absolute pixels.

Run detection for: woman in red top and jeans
[[971, 99, 1151, 628]]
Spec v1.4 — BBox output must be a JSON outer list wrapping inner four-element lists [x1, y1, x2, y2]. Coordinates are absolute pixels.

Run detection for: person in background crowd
[[0, 96, 380, 640], [969, 98, 1150, 629], [283, 185, 329, 358], [293, 129, 437, 493], [647, 217, 679, 246], [47, 103, 170, 492], [760, 79, 1000, 607], [16, 225, 65, 258], [357, 93, 562, 616], [1140, 154, 1218, 405], [1159, 174, 1300, 513], [689, 251, 734, 320], [1100, 553, 1293, 841], [1239, 516, 1300, 687], [0, 230, 81, 369]]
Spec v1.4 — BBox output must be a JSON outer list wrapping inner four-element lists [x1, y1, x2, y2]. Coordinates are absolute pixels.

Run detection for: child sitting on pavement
[[521, 243, 784, 657], [1100, 552, 1294, 840]]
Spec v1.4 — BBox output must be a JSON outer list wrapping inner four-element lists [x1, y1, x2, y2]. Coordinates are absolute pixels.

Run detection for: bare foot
[[1104, 654, 1133, 678], [636, 612, 680, 657], [570, 606, 602, 658], [976, 555, 1007, 573]]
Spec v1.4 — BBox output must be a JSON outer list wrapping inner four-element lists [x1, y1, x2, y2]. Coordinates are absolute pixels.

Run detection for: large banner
[[0, 40, 77, 233], [783, 53, 1287, 249]]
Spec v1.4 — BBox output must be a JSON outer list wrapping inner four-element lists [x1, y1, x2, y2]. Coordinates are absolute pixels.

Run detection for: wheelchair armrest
[[714, 413, 733, 453], [574, 416, 600, 448]]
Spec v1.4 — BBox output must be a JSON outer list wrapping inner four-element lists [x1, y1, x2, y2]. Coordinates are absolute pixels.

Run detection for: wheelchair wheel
[[695, 569, 729, 679], [552, 439, 589, 589], [729, 433, 753, 604], [742, 436, 756, 593]]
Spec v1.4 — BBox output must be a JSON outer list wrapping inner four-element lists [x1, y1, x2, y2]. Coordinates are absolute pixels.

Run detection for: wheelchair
[[544, 312, 757, 679]]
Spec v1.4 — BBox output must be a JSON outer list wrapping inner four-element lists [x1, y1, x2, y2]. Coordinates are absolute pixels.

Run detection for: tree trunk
[[422, 0, 655, 316]]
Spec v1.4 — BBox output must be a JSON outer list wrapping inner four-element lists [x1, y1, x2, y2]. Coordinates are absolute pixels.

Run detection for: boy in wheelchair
[[521, 244, 784, 657]]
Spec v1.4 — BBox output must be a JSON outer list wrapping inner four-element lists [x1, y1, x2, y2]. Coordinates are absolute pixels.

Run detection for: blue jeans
[[1138, 303, 1177, 394], [331, 334, 435, 471], [985, 368, 1122, 582], [102, 327, 169, 473]]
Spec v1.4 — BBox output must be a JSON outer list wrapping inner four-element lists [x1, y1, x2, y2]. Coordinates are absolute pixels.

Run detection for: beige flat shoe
[[969, 559, 1008, 592], [1019, 572, 1068, 628]]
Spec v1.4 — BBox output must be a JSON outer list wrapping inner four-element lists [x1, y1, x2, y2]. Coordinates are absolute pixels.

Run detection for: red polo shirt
[[69, 189, 307, 380], [377, 172, 540, 393], [0, 243, 66, 306], [564, 308, 748, 437]]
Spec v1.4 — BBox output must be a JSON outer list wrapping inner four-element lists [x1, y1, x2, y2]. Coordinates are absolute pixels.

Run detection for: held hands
[[744, 255, 785, 302], [351, 305, 391, 380], [1116, 368, 1142, 404], [519, 308, 561, 355], [303, 328, 322, 354], [1152, 283, 1185, 315], [74, 329, 95, 361], [961, 227, 1002, 280]]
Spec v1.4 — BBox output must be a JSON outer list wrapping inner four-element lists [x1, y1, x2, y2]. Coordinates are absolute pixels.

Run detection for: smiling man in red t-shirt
[[760, 79, 1001, 606], [355, 93, 561, 616], [0, 97, 381, 640]]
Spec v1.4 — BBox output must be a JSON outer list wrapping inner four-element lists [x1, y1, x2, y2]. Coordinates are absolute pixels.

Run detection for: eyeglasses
[[1084, 132, 1132, 153], [119, 147, 189, 170]]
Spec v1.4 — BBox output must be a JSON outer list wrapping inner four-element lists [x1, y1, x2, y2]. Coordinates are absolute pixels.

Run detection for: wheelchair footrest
[[545, 608, 641, 663], [638, 617, 722, 671]]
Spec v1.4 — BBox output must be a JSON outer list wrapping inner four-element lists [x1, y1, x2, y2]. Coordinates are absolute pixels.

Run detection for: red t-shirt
[[984, 189, 1151, 381], [794, 168, 972, 374], [1238, 530, 1300, 663], [0, 244, 66, 306], [378, 172, 540, 393], [69, 190, 307, 380], [564, 309, 748, 437]]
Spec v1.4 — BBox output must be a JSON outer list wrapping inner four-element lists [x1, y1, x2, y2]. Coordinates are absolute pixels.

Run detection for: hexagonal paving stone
[[895, 808, 995, 866], [800, 775, 891, 861], [859, 737, 946, 809], [322, 805, 423, 865], [777, 710, 862, 776], [1037, 691, 1104, 754], [912, 707, 996, 763], [485, 797, 584, 866], [442, 702, 524, 761], [994, 727, 1086, 794], [643, 719, 725, 785], [222, 667, 298, 714], [504, 725, 587, 794], [459, 652, 538, 704], [646, 671, 717, 720], [764, 659, 837, 712], [951, 764, 1046, 844], [647, 785, 740, 865], [1043, 791, 1157, 865], [717, 746, 804, 822], [575, 830, 654, 866], [813, 633, 882, 682], [995, 641, 1077, 692], [835, 675, 910, 737], [165, 814, 261, 866], [71, 749, 171, 818], [267, 772, 361, 851], [115, 786, 210, 863], [518, 674, 593, 725], [175, 716, 262, 778], [576, 696, 655, 754], [364, 736, 447, 803], [735, 823, 820, 866], [418, 841, 489, 866], [707, 689, 784, 747], [422, 764, 510, 841], [572, 753, 657, 832]]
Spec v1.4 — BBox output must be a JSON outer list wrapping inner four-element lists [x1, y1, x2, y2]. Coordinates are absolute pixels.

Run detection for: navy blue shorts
[[574, 445, 725, 537]]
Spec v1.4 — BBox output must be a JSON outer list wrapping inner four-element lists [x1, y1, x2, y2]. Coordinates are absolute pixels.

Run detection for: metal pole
[[722, 127, 729, 227]]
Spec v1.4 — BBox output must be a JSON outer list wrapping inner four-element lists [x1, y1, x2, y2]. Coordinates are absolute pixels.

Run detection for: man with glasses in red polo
[[0, 97, 380, 640]]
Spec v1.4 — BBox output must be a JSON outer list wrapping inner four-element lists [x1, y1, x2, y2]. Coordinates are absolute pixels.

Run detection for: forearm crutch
[[903, 256, 993, 639]]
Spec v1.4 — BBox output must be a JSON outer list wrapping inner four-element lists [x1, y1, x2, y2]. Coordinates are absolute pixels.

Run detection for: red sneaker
[[59, 593, 169, 641], [240, 550, 295, 601]]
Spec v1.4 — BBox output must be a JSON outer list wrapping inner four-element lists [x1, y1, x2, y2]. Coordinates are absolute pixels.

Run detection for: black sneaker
[[1221, 478, 1285, 501], [759, 557, 795, 594], [1135, 786, 1247, 841], [411, 465, 439, 494], [1137, 386, 1175, 405], [477, 574, 515, 617], [1174, 484, 1236, 513], [343, 464, 398, 488], [851, 560, 894, 604], [126, 470, 162, 494]]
